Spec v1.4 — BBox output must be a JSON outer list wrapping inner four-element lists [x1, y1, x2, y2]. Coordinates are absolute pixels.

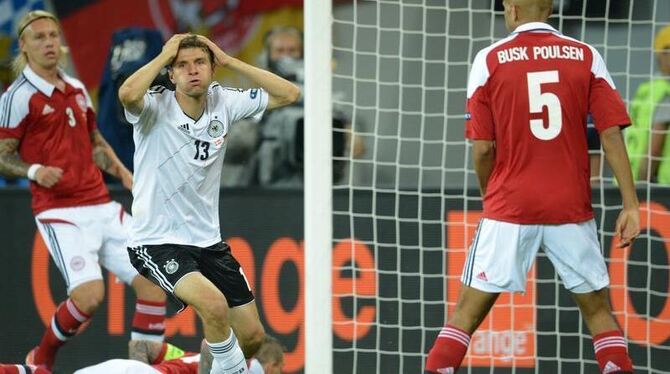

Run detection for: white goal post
[[304, 0, 333, 373]]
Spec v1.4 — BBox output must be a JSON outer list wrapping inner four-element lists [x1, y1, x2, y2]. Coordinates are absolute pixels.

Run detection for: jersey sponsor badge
[[465, 112, 472, 120], [75, 94, 87, 112], [164, 259, 179, 275], [207, 119, 225, 138]]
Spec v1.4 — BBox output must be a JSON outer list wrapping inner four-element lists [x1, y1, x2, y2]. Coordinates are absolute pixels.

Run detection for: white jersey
[[125, 83, 267, 247]]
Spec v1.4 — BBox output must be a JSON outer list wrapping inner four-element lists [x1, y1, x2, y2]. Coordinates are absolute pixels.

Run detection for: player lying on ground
[[74, 336, 284, 374], [0, 336, 284, 374], [425, 0, 639, 373]]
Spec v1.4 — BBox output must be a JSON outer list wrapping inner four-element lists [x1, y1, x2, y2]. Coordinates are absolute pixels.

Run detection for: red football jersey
[[153, 354, 200, 374], [0, 66, 109, 214], [465, 22, 630, 224]]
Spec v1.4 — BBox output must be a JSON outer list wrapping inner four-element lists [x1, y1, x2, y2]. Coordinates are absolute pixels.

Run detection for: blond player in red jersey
[[426, 1, 640, 373], [0, 10, 166, 369]]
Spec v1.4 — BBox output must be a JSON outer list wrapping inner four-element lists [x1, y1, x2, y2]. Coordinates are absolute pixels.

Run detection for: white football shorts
[[35, 201, 139, 294], [461, 218, 609, 294], [73, 359, 160, 374]]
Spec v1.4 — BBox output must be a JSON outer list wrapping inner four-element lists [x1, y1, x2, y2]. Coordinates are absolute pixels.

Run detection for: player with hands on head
[[0, 10, 167, 370], [118, 33, 299, 374], [425, 0, 639, 373]]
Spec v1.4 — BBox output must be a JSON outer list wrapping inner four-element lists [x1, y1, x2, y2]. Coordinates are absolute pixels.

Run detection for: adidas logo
[[42, 104, 55, 115], [437, 368, 454, 374], [178, 123, 190, 134], [476, 271, 488, 281], [603, 361, 621, 374]]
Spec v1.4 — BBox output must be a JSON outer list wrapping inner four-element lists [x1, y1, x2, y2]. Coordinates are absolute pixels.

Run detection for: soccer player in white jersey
[[0, 10, 166, 370], [118, 34, 299, 374], [425, 1, 640, 373]]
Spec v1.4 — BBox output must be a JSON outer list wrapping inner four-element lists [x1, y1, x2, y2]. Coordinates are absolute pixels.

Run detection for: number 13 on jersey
[[527, 70, 562, 140], [194, 140, 210, 160]]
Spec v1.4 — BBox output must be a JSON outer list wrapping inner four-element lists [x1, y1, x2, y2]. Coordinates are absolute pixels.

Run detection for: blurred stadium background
[[1, 0, 669, 373]]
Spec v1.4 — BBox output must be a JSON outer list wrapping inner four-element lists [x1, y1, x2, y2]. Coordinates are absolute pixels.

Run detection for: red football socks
[[132, 299, 166, 342], [593, 330, 633, 373], [426, 325, 471, 373], [34, 299, 90, 369]]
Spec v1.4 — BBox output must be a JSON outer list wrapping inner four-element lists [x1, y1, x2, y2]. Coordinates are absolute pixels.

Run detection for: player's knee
[[199, 297, 230, 327], [240, 326, 265, 358], [575, 289, 611, 319]]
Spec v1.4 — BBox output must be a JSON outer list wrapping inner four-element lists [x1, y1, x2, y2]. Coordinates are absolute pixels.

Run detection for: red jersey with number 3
[[0, 66, 109, 215], [465, 22, 630, 224]]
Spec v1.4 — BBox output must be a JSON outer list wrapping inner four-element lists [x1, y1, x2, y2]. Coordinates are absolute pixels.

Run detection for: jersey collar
[[512, 22, 559, 35], [22, 65, 66, 97]]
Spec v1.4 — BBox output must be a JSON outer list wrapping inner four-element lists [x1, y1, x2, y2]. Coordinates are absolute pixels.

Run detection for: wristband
[[27, 164, 43, 181]]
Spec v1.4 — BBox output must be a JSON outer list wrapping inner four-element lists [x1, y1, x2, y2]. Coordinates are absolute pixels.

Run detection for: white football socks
[[207, 330, 248, 374]]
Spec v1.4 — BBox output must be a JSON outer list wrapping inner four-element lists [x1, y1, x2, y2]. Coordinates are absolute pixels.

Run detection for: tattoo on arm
[[92, 144, 113, 172], [90, 130, 124, 178], [0, 138, 29, 178]]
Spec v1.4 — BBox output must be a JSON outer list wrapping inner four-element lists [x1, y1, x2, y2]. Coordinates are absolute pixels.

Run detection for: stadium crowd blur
[[0, 2, 365, 189], [0, 2, 668, 189]]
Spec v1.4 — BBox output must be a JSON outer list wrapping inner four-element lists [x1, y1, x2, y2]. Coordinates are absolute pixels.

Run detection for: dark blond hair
[[171, 35, 214, 66], [254, 335, 285, 364], [12, 10, 68, 75]]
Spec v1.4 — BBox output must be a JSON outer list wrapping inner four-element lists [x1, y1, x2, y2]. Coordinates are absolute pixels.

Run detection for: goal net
[[327, 0, 670, 373]]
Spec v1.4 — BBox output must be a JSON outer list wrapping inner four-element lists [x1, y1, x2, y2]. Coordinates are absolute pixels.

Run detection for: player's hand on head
[[196, 35, 230, 66], [162, 33, 190, 60], [615, 207, 640, 248], [35, 166, 64, 188]]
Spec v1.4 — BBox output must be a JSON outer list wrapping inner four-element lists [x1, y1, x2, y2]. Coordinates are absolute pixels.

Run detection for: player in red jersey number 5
[[426, 1, 640, 373]]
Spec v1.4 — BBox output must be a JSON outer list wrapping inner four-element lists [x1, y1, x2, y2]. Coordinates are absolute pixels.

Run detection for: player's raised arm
[[196, 35, 300, 110], [600, 126, 641, 247], [118, 34, 189, 115]]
